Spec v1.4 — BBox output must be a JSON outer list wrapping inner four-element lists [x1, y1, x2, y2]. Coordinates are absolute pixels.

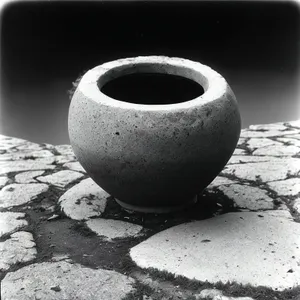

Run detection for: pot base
[[115, 195, 198, 214]]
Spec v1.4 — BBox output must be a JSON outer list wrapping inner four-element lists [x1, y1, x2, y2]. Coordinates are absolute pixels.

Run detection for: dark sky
[[1, 1, 299, 144]]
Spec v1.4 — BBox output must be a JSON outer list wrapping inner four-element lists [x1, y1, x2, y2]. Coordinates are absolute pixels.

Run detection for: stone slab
[[293, 198, 300, 214], [0, 183, 49, 209], [86, 218, 144, 241], [196, 289, 254, 300], [240, 129, 299, 138], [0, 231, 37, 271], [217, 184, 274, 210], [15, 170, 45, 183], [232, 148, 247, 155], [0, 160, 55, 176], [249, 123, 287, 131], [1, 261, 135, 300], [222, 158, 300, 182], [277, 138, 300, 147], [54, 155, 76, 164], [0, 212, 27, 238], [63, 161, 86, 173], [0, 176, 9, 189], [55, 145, 75, 156], [15, 143, 45, 151], [237, 137, 247, 146], [36, 170, 84, 188], [0, 135, 30, 151], [58, 178, 109, 220], [287, 120, 300, 128], [284, 134, 300, 140], [226, 155, 272, 165], [267, 178, 300, 196], [0, 150, 54, 161], [252, 145, 300, 156], [207, 177, 237, 189], [130, 212, 300, 290], [246, 138, 282, 151]]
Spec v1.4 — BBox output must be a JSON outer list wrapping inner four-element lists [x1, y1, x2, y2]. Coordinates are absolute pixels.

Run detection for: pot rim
[[75, 56, 229, 112]]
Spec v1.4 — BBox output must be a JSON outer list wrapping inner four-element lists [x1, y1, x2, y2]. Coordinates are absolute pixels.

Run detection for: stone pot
[[68, 56, 241, 213]]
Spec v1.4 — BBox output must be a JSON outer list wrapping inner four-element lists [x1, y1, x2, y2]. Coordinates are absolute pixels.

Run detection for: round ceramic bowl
[[68, 56, 241, 213]]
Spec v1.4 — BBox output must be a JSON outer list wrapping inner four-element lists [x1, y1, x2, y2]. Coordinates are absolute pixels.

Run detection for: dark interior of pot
[[100, 71, 204, 105]]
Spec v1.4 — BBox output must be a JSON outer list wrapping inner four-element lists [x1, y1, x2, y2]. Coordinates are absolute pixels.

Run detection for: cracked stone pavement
[[1, 120, 300, 300]]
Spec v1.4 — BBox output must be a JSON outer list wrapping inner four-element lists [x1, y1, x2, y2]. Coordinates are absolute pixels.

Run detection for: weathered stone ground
[[1, 120, 300, 300]]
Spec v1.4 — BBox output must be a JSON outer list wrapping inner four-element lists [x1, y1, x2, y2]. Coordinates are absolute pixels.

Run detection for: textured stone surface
[[0, 231, 37, 271], [252, 145, 300, 156], [287, 120, 300, 128], [15, 170, 45, 183], [0, 183, 49, 208], [197, 289, 224, 299], [246, 138, 282, 151], [207, 177, 236, 189], [249, 123, 287, 131], [222, 158, 300, 182], [218, 184, 274, 210], [1, 121, 300, 297], [1, 261, 135, 300], [237, 137, 247, 146], [266, 209, 293, 220], [54, 144, 75, 156], [59, 178, 108, 220], [240, 129, 299, 138], [196, 289, 254, 300], [36, 170, 84, 188], [284, 134, 300, 140], [130, 212, 300, 290], [232, 148, 247, 155], [0, 135, 30, 150], [267, 178, 300, 196], [0, 159, 55, 175], [0, 212, 27, 237], [226, 155, 272, 165], [0, 176, 9, 189], [86, 218, 144, 241], [63, 161, 86, 173], [54, 155, 76, 164], [277, 137, 300, 147], [16, 143, 45, 151], [293, 198, 300, 214], [0, 150, 54, 161]]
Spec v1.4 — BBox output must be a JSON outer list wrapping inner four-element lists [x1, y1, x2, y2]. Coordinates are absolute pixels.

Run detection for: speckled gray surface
[[68, 56, 241, 212], [1, 119, 300, 299]]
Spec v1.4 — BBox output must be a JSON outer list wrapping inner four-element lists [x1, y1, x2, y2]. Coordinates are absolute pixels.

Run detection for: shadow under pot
[[68, 56, 241, 213]]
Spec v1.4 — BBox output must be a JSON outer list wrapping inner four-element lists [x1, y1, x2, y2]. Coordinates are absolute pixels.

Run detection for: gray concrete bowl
[[68, 56, 241, 213]]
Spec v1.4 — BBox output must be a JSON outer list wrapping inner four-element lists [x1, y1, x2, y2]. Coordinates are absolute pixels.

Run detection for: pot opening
[[100, 71, 204, 105]]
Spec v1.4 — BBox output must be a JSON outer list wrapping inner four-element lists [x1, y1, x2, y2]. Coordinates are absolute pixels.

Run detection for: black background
[[1, 1, 299, 144]]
